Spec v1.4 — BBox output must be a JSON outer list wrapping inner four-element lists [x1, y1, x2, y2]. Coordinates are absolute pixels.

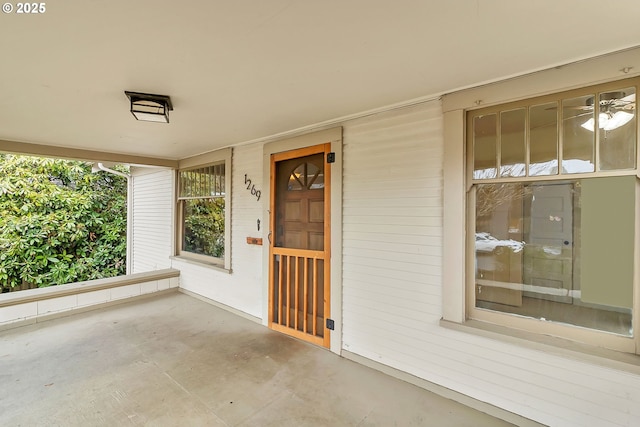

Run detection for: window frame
[[464, 78, 640, 354], [468, 80, 638, 184], [175, 148, 232, 270]]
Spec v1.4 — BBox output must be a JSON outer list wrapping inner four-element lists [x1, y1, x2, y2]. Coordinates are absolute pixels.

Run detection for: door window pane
[[599, 88, 636, 171], [530, 102, 559, 176], [288, 164, 305, 191], [473, 114, 497, 179], [500, 108, 526, 177], [275, 154, 325, 250], [475, 177, 633, 336], [562, 95, 595, 173]]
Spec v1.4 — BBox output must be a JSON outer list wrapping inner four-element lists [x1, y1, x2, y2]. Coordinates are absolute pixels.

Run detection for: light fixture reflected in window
[[581, 91, 635, 132], [124, 91, 173, 123], [581, 111, 634, 132]]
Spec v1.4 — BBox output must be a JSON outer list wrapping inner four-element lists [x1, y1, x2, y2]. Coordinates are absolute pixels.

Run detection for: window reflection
[[500, 109, 526, 177], [562, 95, 595, 173], [598, 88, 636, 170], [288, 163, 324, 191], [529, 102, 558, 176], [470, 84, 637, 180], [473, 114, 497, 179], [475, 178, 634, 335]]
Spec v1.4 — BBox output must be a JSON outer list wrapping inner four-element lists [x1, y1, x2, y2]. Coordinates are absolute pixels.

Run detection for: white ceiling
[[1, 0, 640, 161]]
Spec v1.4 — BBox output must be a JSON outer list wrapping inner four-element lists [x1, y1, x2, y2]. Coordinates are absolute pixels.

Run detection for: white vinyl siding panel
[[342, 101, 444, 330], [340, 100, 640, 427], [131, 168, 174, 272]]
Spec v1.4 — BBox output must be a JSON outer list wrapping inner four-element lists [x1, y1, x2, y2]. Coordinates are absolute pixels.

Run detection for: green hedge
[[0, 155, 127, 292]]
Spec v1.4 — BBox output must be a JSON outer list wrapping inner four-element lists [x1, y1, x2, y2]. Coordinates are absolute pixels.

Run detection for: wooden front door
[[269, 144, 331, 347]]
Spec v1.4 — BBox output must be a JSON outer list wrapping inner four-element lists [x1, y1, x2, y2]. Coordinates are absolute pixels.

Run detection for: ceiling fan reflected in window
[[580, 91, 635, 132]]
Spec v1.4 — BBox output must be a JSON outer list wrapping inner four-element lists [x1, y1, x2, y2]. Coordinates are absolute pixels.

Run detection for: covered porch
[[3, 2, 640, 425], [0, 291, 530, 426]]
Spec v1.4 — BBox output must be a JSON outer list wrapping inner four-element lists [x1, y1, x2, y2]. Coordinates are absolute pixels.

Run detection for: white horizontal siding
[[340, 100, 640, 427], [175, 144, 264, 319], [342, 102, 444, 327], [131, 168, 173, 273]]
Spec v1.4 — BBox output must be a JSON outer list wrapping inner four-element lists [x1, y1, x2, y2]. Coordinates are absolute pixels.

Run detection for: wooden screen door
[[269, 143, 331, 348]]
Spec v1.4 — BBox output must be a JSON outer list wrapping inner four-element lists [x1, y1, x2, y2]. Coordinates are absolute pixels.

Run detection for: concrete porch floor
[[1, 292, 522, 426]]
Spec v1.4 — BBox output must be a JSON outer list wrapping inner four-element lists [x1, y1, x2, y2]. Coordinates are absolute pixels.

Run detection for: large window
[[467, 78, 638, 352], [176, 150, 231, 269]]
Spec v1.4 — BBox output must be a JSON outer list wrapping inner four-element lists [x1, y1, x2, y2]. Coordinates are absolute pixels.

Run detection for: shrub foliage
[[0, 154, 127, 292], [182, 198, 225, 259]]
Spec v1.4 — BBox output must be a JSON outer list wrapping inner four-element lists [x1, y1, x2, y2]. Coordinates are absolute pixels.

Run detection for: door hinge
[[326, 152, 336, 163], [326, 318, 335, 330]]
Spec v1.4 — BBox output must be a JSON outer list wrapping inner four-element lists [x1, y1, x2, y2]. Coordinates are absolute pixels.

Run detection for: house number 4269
[[244, 174, 261, 201]]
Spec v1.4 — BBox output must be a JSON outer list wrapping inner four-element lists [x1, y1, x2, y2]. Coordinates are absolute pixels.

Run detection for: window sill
[[170, 256, 232, 274], [439, 318, 640, 375]]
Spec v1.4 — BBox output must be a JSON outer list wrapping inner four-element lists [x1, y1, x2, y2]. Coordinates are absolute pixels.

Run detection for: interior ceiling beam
[[0, 139, 178, 168]]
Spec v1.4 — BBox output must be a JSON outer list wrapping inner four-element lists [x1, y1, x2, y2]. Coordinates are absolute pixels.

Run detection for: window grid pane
[[181, 198, 225, 259], [529, 102, 559, 176], [473, 114, 498, 179], [470, 84, 637, 181], [179, 164, 225, 199], [599, 87, 637, 171], [562, 95, 595, 174], [500, 108, 526, 177]]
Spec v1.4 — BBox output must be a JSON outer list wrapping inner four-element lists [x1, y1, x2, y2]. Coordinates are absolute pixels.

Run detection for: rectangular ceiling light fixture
[[124, 91, 173, 123]]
